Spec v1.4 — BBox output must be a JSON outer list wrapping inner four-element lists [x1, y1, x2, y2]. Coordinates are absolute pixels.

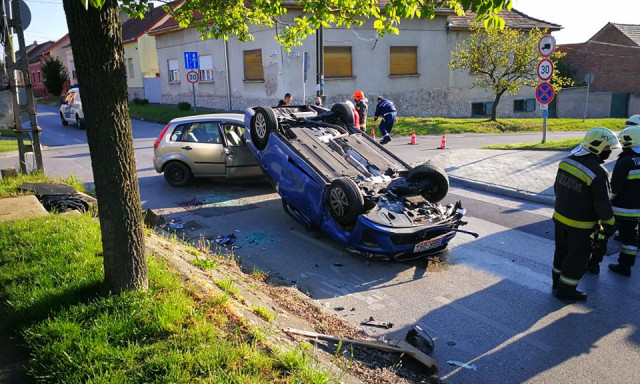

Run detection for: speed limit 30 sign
[[537, 58, 554, 81], [186, 70, 199, 84]]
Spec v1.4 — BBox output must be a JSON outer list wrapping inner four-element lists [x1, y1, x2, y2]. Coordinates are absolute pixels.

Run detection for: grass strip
[[482, 138, 583, 151], [0, 214, 333, 383]]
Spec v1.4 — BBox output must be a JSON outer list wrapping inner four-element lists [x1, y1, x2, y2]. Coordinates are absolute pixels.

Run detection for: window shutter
[[324, 46, 352, 77], [390, 46, 417, 75]]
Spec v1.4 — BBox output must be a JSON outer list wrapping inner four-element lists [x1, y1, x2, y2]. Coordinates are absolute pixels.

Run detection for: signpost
[[184, 52, 199, 70], [536, 35, 556, 143], [186, 70, 199, 112], [583, 73, 595, 122]]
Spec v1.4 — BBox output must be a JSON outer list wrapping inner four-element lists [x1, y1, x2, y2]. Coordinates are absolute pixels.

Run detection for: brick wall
[[558, 28, 640, 93]]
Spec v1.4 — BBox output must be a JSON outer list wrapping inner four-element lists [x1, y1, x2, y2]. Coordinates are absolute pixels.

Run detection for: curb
[[449, 175, 555, 206]]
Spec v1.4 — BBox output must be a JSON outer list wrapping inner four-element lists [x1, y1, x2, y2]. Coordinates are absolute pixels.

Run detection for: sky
[[9, 0, 640, 48]]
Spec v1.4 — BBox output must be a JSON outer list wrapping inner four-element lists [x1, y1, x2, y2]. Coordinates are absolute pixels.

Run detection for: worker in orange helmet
[[353, 90, 368, 131]]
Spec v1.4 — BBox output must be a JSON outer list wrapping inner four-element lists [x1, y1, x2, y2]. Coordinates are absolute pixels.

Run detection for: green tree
[[63, 0, 512, 294], [449, 23, 573, 121], [41, 56, 70, 97]]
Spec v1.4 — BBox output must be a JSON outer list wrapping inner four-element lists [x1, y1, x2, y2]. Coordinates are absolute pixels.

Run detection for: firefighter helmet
[[579, 127, 621, 154], [353, 90, 365, 102], [626, 114, 640, 127], [618, 125, 640, 148]]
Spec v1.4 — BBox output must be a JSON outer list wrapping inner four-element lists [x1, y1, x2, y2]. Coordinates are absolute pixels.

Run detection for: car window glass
[[170, 124, 187, 142], [65, 92, 75, 104], [186, 122, 221, 143], [223, 123, 246, 146]]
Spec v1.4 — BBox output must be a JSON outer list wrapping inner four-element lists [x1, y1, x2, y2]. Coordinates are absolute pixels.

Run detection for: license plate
[[413, 236, 445, 253]]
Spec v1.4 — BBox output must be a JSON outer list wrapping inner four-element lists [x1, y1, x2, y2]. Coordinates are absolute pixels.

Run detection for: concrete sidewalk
[[428, 149, 568, 206]]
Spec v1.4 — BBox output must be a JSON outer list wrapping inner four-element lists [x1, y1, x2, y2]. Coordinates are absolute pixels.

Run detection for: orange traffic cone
[[438, 134, 448, 149], [409, 131, 417, 145], [371, 127, 376, 139]]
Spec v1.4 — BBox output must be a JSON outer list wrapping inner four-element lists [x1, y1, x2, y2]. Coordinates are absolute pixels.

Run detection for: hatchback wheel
[[163, 161, 193, 187], [60, 112, 68, 126], [250, 107, 278, 150], [406, 162, 449, 203], [328, 177, 364, 227], [331, 102, 356, 127], [77, 115, 85, 130]]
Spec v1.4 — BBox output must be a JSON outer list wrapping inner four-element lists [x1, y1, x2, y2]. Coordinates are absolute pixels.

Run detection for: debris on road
[[361, 316, 394, 329], [283, 327, 438, 374], [447, 360, 477, 371]]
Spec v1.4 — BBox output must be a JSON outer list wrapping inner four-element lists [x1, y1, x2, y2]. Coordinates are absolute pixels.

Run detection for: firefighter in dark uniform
[[353, 90, 368, 132], [608, 117, 640, 276], [552, 127, 620, 301], [373, 96, 397, 144]]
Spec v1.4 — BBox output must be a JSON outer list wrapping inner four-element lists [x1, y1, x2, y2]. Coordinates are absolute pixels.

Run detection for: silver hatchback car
[[153, 113, 262, 186]]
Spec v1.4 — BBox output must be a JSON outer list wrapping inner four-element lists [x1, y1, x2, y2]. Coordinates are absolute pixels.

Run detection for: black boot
[[586, 260, 600, 274], [554, 284, 587, 302], [608, 263, 631, 277]]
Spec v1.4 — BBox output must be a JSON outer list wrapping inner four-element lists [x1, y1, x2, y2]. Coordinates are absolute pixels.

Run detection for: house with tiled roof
[[121, 4, 170, 101], [148, 7, 560, 117], [557, 23, 640, 117], [26, 41, 55, 97]]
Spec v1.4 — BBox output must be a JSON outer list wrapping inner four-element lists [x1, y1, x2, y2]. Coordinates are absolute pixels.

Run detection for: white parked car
[[60, 87, 85, 129]]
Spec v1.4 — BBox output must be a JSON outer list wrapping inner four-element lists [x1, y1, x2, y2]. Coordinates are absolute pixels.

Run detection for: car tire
[[163, 161, 193, 187], [250, 107, 278, 150], [328, 177, 364, 227], [60, 112, 68, 126], [331, 102, 356, 127], [406, 162, 449, 203], [76, 115, 85, 130]]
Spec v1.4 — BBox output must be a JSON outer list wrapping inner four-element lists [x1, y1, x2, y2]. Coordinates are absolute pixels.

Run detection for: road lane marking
[[435, 295, 552, 352]]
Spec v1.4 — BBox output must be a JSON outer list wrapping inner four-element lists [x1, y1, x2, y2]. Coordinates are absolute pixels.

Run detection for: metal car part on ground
[[152, 113, 263, 187], [244, 102, 477, 261]]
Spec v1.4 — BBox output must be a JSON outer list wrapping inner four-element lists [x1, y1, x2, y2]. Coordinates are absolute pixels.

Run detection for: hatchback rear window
[[170, 124, 187, 142]]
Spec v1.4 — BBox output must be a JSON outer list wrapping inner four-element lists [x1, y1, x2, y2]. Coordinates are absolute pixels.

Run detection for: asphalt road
[[6, 105, 639, 384]]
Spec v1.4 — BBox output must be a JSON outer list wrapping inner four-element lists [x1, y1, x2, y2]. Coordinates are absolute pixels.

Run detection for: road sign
[[537, 58, 554, 81], [538, 35, 556, 57], [184, 52, 199, 69], [584, 73, 595, 84], [186, 70, 199, 84], [535, 82, 555, 104]]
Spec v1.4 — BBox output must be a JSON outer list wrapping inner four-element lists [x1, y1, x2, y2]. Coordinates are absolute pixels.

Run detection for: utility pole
[[1, 0, 43, 174], [315, 27, 324, 101]]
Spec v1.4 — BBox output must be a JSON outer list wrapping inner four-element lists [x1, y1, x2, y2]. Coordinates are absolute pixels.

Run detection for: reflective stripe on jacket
[[553, 154, 615, 229], [611, 150, 640, 216]]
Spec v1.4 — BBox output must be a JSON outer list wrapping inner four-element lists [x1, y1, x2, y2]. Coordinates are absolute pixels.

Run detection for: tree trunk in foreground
[[63, 0, 148, 293]]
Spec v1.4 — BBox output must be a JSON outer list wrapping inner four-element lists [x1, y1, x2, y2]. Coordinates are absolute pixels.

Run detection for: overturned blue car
[[244, 102, 475, 261]]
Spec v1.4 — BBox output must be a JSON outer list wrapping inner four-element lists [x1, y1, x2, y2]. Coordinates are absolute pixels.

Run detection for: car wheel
[[406, 162, 449, 203], [328, 177, 364, 227], [76, 115, 85, 129], [331, 102, 356, 127], [163, 161, 193, 187], [250, 107, 278, 150], [60, 112, 68, 126]]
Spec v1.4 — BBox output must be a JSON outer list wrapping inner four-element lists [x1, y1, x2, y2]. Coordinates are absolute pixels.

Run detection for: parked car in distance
[[244, 102, 477, 261], [153, 113, 262, 187], [59, 87, 85, 129]]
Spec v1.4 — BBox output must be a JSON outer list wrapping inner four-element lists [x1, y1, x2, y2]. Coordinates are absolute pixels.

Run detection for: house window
[[472, 102, 493, 117], [168, 59, 179, 83], [127, 58, 134, 78], [199, 55, 214, 82], [514, 99, 536, 112], [390, 46, 417, 75], [324, 46, 352, 77], [243, 49, 264, 81], [72, 70, 76, 80], [37, 71, 41, 83], [31, 72, 35, 83]]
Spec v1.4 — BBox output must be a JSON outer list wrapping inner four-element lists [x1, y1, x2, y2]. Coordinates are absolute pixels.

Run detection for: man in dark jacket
[[552, 127, 620, 301], [608, 118, 640, 276], [278, 93, 292, 106], [373, 96, 396, 144]]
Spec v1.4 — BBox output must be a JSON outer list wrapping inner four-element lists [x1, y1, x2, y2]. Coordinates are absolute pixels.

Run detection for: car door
[[221, 122, 260, 178], [181, 121, 226, 176]]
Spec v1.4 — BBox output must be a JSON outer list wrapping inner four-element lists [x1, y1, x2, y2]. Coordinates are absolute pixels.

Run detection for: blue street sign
[[535, 82, 555, 104], [184, 52, 199, 69], [542, 110, 549, 118]]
